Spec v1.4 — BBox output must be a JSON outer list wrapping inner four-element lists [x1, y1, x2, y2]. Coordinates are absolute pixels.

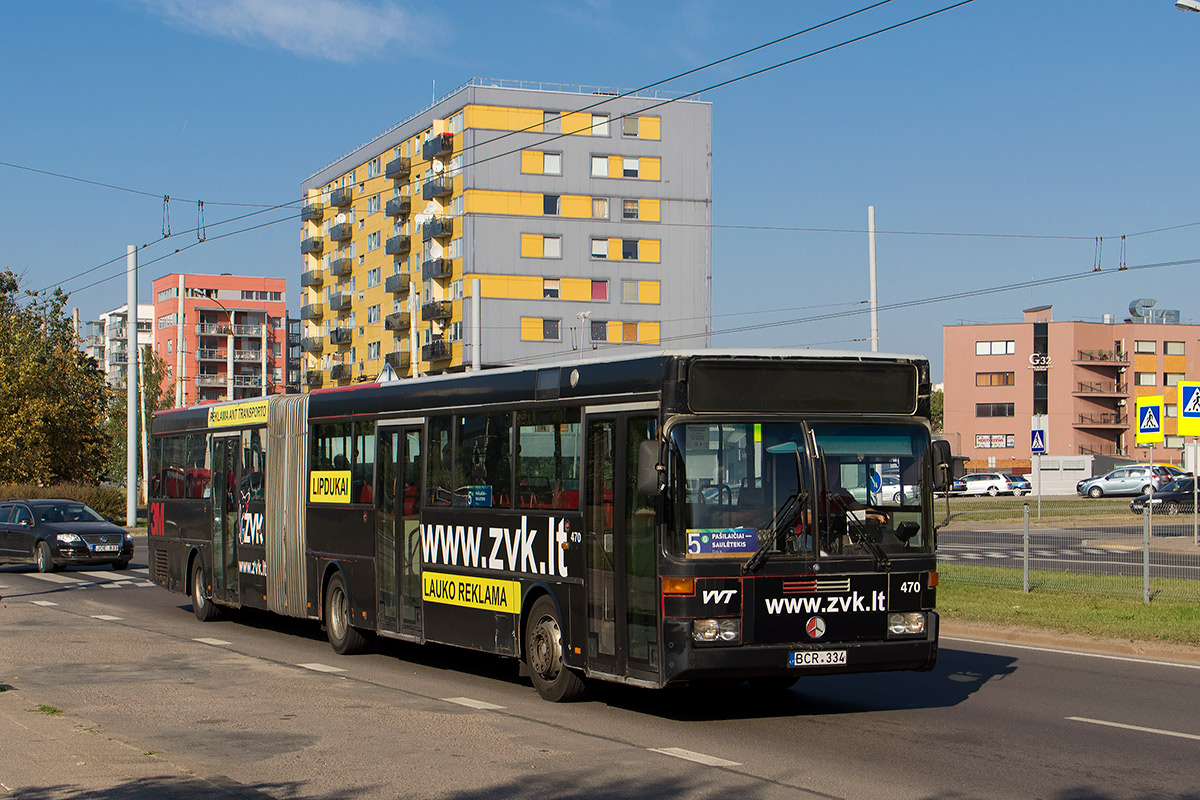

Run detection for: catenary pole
[[125, 246, 138, 526], [868, 205, 879, 352]]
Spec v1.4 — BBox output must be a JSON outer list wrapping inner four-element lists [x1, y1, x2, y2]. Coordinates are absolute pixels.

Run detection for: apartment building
[[299, 78, 712, 387], [943, 302, 1199, 465], [151, 273, 289, 406], [79, 304, 153, 386]]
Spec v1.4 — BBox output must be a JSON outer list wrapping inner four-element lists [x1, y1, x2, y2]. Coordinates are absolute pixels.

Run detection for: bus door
[[585, 411, 660, 683], [376, 424, 423, 637], [210, 433, 240, 606]]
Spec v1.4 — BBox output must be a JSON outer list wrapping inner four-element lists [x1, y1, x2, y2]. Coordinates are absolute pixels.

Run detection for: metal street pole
[[868, 205, 879, 352], [125, 246, 138, 526]]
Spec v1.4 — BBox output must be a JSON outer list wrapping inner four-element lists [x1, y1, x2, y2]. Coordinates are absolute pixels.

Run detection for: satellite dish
[[335, 213, 346, 224], [432, 161, 444, 173]]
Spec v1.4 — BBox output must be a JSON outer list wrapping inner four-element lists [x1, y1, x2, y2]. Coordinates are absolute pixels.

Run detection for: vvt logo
[[702, 589, 737, 604]]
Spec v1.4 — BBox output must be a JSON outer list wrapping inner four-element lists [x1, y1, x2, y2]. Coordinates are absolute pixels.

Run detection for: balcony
[[301, 203, 324, 223], [233, 324, 263, 337], [234, 349, 262, 362], [385, 156, 411, 179], [385, 273, 410, 293], [385, 311, 411, 331], [422, 339, 452, 362], [421, 300, 452, 322], [422, 178, 452, 200], [301, 303, 324, 320], [422, 217, 453, 240], [1078, 444, 1129, 457], [233, 375, 262, 388], [329, 222, 353, 242], [301, 336, 323, 353], [1073, 380, 1127, 396], [301, 269, 323, 288], [385, 351, 410, 370], [196, 348, 226, 361], [195, 375, 226, 388], [1074, 349, 1128, 364], [1075, 413, 1128, 428], [422, 132, 453, 161], [422, 257, 452, 279], [305, 371, 323, 387], [329, 256, 353, 277], [329, 292, 352, 312], [385, 234, 411, 256], [330, 364, 352, 381], [330, 186, 353, 207], [301, 237, 324, 255], [330, 327, 353, 345], [111, 352, 129, 364], [196, 323, 231, 336], [385, 196, 411, 217]]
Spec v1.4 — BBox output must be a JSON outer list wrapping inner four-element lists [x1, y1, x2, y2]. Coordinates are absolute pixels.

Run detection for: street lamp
[[1178, 0, 1200, 11], [210, 297, 235, 402]]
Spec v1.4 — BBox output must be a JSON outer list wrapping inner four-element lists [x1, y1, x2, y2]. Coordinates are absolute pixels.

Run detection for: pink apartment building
[[151, 273, 288, 406], [943, 303, 1197, 467]]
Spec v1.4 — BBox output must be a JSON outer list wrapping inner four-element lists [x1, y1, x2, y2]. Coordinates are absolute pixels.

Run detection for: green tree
[[107, 344, 174, 483], [930, 389, 944, 432], [0, 271, 110, 483]]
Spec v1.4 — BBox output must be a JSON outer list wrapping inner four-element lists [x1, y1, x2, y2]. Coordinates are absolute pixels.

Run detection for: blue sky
[[3, 0, 1199, 380]]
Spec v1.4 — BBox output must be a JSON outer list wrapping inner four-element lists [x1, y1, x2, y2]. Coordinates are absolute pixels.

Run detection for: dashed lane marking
[[648, 747, 742, 768], [298, 663, 347, 674], [30, 600, 58, 606], [91, 615, 122, 621], [1067, 716, 1200, 741], [193, 638, 232, 646], [442, 697, 506, 710]]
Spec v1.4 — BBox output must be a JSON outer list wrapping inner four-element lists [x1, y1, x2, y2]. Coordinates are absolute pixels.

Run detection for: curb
[[940, 620, 1200, 666]]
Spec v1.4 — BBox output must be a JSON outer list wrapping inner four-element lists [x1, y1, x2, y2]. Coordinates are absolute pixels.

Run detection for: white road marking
[[27, 573, 86, 584], [77, 571, 123, 580], [193, 638, 232, 646], [943, 636, 1200, 671], [1067, 716, 1200, 741], [298, 663, 346, 674], [648, 747, 741, 768], [961, 554, 981, 560], [30, 600, 58, 607], [91, 615, 122, 621], [984, 553, 1008, 559], [442, 697, 505, 710], [100, 583, 120, 589]]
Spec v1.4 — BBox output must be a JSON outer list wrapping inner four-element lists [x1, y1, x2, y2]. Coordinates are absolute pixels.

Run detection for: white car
[[955, 472, 1014, 497]]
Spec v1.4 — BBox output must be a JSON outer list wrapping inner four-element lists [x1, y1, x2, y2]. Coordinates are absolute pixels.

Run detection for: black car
[[0, 499, 133, 572], [1130, 478, 1197, 516]]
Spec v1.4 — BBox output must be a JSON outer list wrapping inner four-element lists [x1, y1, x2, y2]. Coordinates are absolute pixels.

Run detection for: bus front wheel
[[525, 596, 587, 702], [325, 573, 368, 655], [191, 561, 223, 622]]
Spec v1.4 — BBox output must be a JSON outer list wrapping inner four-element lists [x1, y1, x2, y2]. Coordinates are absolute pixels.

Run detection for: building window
[[367, 232, 381, 251], [542, 236, 562, 259], [543, 194, 560, 215], [157, 287, 178, 302], [543, 111, 560, 134], [1134, 340, 1156, 354], [621, 239, 638, 260], [591, 156, 608, 178], [622, 281, 639, 303], [622, 116, 639, 137], [367, 268, 381, 288], [367, 305, 380, 324], [975, 371, 1015, 386], [591, 238, 608, 259], [592, 198, 608, 218], [591, 321, 607, 342], [591, 280, 608, 301], [622, 322, 638, 343], [975, 340, 1015, 356], [270, 291, 282, 301], [367, 341, 380, 360], [543, 152, 562, 175], [622, 158, 639, 178], [543, 319, 560, 341], [592, 114, 608, 136], [543, 279, 560, 299], [622, 199, 639, 220], [157, 313, 177, 329], [1165, 435, 1184, 449], [368, 195, 381, 215], [1135, 372, 1157, 386], [1165, 372, 1184, 387], [975, 403, 1015, 417], [1165, 341, 1185, 356], [449, 112, 463, 135], [1166, 404, 1178, 418], [368, 158, 381, 178]]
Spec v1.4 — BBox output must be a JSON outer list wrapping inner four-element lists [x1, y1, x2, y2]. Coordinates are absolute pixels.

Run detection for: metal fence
[[935, 495, 1200, 603]]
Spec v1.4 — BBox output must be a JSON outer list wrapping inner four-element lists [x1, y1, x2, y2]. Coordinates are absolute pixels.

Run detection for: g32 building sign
[[1028, 353, 1052, 371]]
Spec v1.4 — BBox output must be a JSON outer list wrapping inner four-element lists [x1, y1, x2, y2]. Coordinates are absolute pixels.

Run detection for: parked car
[[1130, 477, 1196, 515], [1002, 473, 1032, 496], [954, 472, 1014, 497], [1076, 465, 1168, 498], [0, 499, 133, 572]]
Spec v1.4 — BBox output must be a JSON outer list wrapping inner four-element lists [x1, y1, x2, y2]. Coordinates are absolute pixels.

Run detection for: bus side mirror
[[637, 440, 664, 496], [932, 440, 953, 491]]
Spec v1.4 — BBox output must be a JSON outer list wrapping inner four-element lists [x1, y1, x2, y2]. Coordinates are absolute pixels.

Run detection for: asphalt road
[[1, 538, 1198, 800]]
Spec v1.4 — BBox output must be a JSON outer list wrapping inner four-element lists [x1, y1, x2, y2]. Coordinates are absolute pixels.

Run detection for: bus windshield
[[666, 421, 932, 561]]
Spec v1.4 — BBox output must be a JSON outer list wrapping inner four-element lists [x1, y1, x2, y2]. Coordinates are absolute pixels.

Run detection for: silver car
[[1076, 465, 1163, 498]]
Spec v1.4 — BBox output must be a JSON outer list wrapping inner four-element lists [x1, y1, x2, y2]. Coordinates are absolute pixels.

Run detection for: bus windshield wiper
[[741, 491, 806, 575], [826, 492, 891, 572]]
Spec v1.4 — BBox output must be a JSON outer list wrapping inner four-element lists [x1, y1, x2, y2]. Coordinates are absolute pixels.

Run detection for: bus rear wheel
[[325, 573, 368, 655], [525, 596, 586, 702]]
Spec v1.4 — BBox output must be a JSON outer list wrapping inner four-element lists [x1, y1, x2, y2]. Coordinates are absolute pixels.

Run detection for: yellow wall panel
[[477, 274, 541, 300], [1133, 354, 1156, 372], [561, 278, 591, 302], [465, 190, 543, 216], [642, 157, 661, 181], [640, 116, 661, 140], [560, 112, 592, 135], [639, 281, 661, 304], [521, 150, 543, 174], [560, 194, 591, 218], [520, 234, 543, 258], [609, 156, 623, 178], [606, 321, 621, 343], [607, 238, 623, 261], [640, 322, 660, 344], [641, 239, 661, 263], [641, 198, 660, 222], [1164, 354, 1186, 372], [520, 317, 544, 341], [467, 105, 543, 132]]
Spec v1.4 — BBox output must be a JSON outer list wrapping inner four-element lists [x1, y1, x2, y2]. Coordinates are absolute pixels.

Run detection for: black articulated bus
[[148, 349, 950, 701]]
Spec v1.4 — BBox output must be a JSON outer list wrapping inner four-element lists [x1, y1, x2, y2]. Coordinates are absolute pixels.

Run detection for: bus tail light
[[662, 577, 695, 595], [693, 619, 740, 643]]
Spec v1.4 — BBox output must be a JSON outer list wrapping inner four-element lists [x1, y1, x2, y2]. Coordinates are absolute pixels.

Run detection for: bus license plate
[[789, 650, 847, 667], [92, 544, 120, 553]]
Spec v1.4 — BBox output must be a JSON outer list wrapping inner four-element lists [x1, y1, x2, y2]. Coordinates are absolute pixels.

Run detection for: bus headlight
[[887, 612, 926, 636], [692, 619, 740, 643]]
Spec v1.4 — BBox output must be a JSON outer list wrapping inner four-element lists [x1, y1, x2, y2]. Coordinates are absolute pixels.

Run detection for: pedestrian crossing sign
[[1178, 382, 1200, 437], [1030, 430, 1046, 454], [1136, 395, 1164, 444]]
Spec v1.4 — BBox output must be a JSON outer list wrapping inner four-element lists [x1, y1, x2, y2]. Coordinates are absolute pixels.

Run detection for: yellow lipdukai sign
[[309, 471, 352, 503]]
